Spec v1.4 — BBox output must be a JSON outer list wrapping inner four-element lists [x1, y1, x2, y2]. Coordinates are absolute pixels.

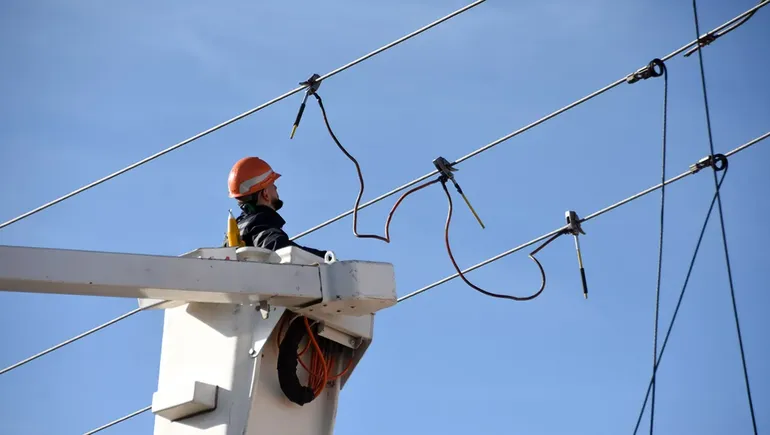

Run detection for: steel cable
[[289, 1, 769, 242], [691, 1, 758, 432], [0, 0, 487, 231], [0, 300, 165, 376], [82, 405, 152, 435]]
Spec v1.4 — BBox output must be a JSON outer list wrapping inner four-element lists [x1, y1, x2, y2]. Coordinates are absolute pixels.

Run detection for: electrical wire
[[684, 0, 767, 57], [633, 169, 727, 435], [649, 60, 668, 435], [0, 0, 487, 231], [690, 1, 757, 432], [0, 300, 165, 376], [440, 179, 554, 301], [82, 405, 152, 435], [289, 1, 770, 242], [274, 313, 353, 398], [312, 92, 441, 242], [397, 131, 769, 303], [71, 131, 768, 435]]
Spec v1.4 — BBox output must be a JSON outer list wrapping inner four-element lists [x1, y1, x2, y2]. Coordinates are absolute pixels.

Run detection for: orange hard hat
[[228, 157, 281, 198]]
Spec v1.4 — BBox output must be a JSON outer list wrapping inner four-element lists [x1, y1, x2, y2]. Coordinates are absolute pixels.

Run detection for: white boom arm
[[0, 244, 397, 435]]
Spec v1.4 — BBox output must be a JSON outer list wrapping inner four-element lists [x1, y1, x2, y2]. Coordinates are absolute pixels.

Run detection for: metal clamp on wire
[[290, 73, 322, 139], [626, 58, 666, 84], [684, 32, 718, 57], [527, 210, 589, 300], [433, 156, 485, 229], [689, 153, 728, 173], [565, 211, 589, 299]]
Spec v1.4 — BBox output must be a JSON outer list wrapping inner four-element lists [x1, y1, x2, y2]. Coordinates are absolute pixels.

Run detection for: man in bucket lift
[[226, 156, 329, 259]]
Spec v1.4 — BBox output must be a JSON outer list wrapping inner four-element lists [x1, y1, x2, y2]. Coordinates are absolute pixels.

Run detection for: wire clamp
[[565, 211, 589, 299], [433, 157, 485, 229], [626, 58, 666, 84], [689, 153, 728, 173], [290, 73, 322, 139], [684, 32, 718, 57]]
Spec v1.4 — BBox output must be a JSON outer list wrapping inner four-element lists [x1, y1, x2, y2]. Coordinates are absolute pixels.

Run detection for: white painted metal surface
[[0, 245, 322, 306], [149, 246, 392, 435], [0, 243, 396, 434], [152, 381, 218, 421]]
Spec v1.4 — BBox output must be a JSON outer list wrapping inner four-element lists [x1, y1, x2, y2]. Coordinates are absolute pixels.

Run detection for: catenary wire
[[75, 132, 769, 435], [82, 405, 152, 435], [0, 300, 165, 376], [633, 169, 727, 435], [288, 1, 769, 242], [649, 61, 668, 435], [397, 131, 769, 303], [0, 0, 486, 231], [690, 1, 758, 432]]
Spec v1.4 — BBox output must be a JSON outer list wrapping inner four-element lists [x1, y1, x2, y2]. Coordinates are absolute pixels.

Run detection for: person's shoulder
[[237, 205, 284, 232]]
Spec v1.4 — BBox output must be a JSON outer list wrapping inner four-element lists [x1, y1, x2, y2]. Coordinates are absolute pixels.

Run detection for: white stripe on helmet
[[239, 170, 274, 194]]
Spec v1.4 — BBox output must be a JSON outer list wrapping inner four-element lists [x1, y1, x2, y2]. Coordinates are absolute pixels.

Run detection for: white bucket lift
[[0, 244, 397, 435]]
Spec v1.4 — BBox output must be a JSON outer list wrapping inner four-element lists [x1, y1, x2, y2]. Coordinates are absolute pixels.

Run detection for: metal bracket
[[432, 156, 457, 183], [259, 300, 270, 320], [565, 210, 585, 236]]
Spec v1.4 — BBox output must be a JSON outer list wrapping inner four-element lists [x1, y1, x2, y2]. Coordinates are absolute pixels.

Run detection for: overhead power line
[[77, 130, 770, 435], [289, 1, 769, 242], [5, 132, 766, 379], [82, 405, 152, 435], [397, 131, 769, 303], [0, 300, 164, 376], [0, 0, 486, 231]]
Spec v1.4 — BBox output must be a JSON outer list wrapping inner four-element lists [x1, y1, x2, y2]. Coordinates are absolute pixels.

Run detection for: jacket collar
[[238, 203, 286, 228]]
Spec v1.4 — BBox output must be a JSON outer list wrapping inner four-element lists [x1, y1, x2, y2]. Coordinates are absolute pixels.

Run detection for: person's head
[[228, 157, 283, 211]]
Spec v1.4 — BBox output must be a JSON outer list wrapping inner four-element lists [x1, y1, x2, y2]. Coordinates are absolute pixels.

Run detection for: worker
[[226, 156, 329, 259]]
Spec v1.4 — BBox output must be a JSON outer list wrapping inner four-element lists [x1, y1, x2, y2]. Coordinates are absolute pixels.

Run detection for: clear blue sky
[[1, 0, 768, 433]]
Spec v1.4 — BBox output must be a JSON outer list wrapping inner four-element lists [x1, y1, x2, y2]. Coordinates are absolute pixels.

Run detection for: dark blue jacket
[[232, 204, 327, 259]]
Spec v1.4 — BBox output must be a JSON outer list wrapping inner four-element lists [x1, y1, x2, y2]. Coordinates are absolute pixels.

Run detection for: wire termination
[[689, 153, 728, 173], [626, 58, 666, 84]]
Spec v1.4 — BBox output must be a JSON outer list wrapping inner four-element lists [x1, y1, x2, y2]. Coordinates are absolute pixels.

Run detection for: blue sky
[[1, 0, 768, 433]]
